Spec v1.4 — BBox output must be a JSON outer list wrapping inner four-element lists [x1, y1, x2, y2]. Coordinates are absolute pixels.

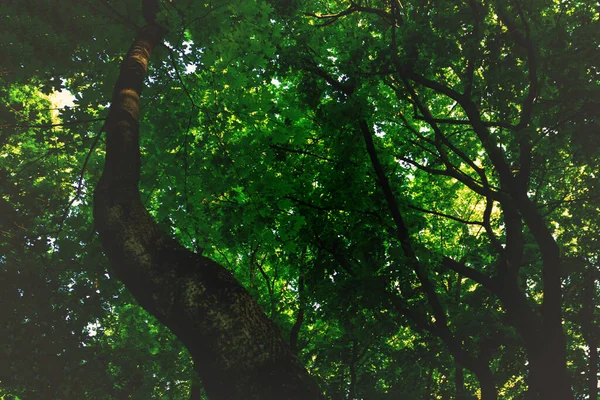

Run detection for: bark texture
[[93, 21, 322, 400]]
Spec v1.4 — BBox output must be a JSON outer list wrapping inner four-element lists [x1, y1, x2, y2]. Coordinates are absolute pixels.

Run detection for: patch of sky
[[374, 124, 385, 138], [49, 78, 75, 110]]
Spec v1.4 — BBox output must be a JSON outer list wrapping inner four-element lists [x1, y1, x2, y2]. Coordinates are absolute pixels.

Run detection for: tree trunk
[[588, 345, 598, 400], [512, 199, 574, 400], [525, 353, 573, 399], [453, 354, 496, 400], [476, 369, 496, 400], [348, 339, 358, 400], [93, 17, 322, 400], [454, 362, 465, 399], [493, 276, 572, 399], [189, 378, 203, 400], [582, 270, 598, 400]]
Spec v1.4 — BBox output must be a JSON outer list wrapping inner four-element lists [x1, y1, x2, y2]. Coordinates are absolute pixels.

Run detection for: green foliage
[[1, 0, 598, 398]]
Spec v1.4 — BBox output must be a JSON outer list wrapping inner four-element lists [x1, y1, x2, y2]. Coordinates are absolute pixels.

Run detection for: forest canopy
[[1, 0, 599, 399]]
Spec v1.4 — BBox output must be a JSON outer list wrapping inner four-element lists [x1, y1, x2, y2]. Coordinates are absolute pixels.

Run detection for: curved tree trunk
[[93, 16, 322, 400]]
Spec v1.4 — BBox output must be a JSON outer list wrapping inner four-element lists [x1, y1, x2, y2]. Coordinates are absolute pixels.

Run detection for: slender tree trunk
[[454, 276, 468, 400], [588, 345, 598, 400], [93, 11, 322, 400], [425, 367, 434, 398], [582, 270, 598, 399], [455, 362, 465, 399], [348, 339, 358, 400], [290, 273, 305, 355]]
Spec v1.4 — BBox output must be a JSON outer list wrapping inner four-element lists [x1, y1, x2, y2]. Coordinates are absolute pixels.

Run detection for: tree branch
[[441, 257, 497, 293], [412, 115, 513, 130], [407, 204, 483, 226]]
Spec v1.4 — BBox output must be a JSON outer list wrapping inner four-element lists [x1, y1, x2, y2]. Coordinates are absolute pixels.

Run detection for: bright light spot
[[48, 88, 76, 124], [49, 89, 75, 109], [181, 40, 194, 55], [86, 321, 101, 337], [185, 64, 197, 74], [374, 124, 385, 138]]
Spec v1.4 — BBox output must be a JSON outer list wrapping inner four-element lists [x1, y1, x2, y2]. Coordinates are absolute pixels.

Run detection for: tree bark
[[511, 198, 574, 400], [582, 270, 598, 400], [588, 345, 598, 400], [93, 17, 322, 400], [454, 362, 465, 399], [289, 273, 305, 355]]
